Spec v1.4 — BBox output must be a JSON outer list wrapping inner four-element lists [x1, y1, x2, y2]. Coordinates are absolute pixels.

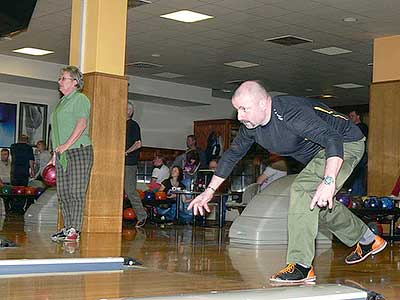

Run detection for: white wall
[[0, 54, 236, 150], [0, 82, 59, 147], [130, 76, 236, 149]]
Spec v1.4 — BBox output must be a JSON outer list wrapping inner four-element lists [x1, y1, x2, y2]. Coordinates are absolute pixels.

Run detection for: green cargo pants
[[287, 138, 368, 266]]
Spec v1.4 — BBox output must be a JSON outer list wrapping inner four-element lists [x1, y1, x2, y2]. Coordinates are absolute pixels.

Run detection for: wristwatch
[[323, 176, 335, 185]]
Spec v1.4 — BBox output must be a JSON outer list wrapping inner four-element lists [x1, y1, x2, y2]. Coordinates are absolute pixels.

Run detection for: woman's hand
[[55, 143, 69, 154], [47, 153, 56, 166]]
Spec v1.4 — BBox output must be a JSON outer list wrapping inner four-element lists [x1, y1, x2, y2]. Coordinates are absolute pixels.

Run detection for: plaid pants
[[56, 145, 93, 231]]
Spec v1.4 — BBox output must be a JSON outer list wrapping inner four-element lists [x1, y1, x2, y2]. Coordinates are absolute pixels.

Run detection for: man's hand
[[310, 178, 336, 210], [188, 189, 214, 216]]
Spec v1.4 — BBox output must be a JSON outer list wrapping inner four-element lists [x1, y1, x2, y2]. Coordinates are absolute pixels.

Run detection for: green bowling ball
[[1, 185, 12, 195]]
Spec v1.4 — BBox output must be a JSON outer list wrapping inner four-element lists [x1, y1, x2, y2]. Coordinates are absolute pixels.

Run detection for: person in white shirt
[[151, 155, 170, 184], [34, 140, 52, 179], [256, 155, 288, 191], [0, 148, 11, 184]]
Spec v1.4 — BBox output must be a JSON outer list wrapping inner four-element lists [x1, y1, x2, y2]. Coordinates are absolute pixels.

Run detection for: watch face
[[324, 176, 334, 185]]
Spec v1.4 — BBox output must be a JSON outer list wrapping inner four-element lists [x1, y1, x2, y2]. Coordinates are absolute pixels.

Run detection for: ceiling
[[1, 0, 400, 107]]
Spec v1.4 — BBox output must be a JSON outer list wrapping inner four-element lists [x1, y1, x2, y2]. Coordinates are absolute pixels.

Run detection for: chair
[[226, 183, 260, 213]]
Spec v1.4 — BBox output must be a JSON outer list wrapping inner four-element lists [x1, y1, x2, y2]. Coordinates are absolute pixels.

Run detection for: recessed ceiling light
[[306, 88, 313, 92], [343, 17, 358, 22], [333, 83, 364, 89], [265, 35, 313, 46], [368, 62, 373, 67], [160, 10, 213, 23], [151, 53, 160, 57], [12, 47, 54, 56], [322, 94, 334, 99], [224, 61, 259, 68], [153, 72, 184, 78], [224, 79, 246, 85], [270, 91, 288, 96], [312, 47, 352, 56]]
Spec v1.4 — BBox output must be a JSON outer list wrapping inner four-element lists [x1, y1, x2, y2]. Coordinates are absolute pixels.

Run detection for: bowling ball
[[25, 186, 37, 195], [144, 191, 155, 201], [42, 165, 56, 187], [1, 185, 12, 195], [337, 193, 351, 207], [365, 197, 382, 209], [123, 208, 137, 220], [137, 189, 145, 200], [122, 228, 137, 241], [155, 191, 167, 201], [35, 187, 45, 198], [12, 186, 25, 195], [350, 197, 364, 209], [368, 221, 383, 236], [380, 197, 395, 210]]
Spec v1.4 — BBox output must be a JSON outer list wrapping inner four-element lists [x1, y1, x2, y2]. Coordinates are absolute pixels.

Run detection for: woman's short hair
[[61, 65, 84, 90]]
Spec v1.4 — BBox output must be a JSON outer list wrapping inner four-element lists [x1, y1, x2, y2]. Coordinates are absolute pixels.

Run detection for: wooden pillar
[[369, 35, 400, 195], [69, 0, 128, 233]]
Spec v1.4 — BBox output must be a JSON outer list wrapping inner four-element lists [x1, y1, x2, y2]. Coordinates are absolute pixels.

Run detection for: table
[[174, 190, 228, 228]]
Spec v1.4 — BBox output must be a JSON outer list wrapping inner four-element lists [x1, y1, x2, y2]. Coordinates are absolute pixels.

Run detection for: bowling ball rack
[[350, 207, 400, 242], [0, 193, 36, 214]]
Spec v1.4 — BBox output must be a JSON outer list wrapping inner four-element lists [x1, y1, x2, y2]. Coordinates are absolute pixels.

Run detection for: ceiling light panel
[[160, 10, 213, 23], [333, 83, 364, 89], [312, 47, 352, 55], [224, 61, 259, 68], [12, 47, 54, 56], [153, 72, 184, 78]]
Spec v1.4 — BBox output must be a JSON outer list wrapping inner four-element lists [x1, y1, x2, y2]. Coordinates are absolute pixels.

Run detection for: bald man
[[189, 81, 386, 284]]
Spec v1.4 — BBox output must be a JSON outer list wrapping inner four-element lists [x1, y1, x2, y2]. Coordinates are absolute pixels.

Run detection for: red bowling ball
[[42, 165, 57, 187], [123, 208, 137, 221], [12, 186, 25, 195], [25, 186, 37, 195], [155, 191, 167, 201]]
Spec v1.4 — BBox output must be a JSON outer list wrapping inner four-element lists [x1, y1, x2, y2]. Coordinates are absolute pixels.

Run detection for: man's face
[[153, 157, 163, 167], [232, 97, 266, 129], [187, 137, 196, 149], [348, 111, 360, 124], [209, 160, 218, 171], [1, 151, 9, 162]]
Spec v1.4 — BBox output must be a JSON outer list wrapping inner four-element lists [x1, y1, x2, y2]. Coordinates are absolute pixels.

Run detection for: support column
[[369, 35, 400, 195], [69, 0, 128, 233]]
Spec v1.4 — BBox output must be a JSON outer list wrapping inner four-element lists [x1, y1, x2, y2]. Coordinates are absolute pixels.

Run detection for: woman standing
[[50, 66, 93, 242]]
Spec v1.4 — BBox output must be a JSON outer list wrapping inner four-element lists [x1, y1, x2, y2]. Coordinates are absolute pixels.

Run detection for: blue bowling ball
[[337, 193, 351, 207], [380, 197, 395, 210], [351, 197, 364, 209], [368, 221, 383, 235], [35, 187, 45, 198], [144, 191, 155, 201], [365, 197, 382, 209]]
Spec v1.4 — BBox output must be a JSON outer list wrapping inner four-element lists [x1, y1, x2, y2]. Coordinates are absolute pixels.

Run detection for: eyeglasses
[[58, 77, 75, 81]]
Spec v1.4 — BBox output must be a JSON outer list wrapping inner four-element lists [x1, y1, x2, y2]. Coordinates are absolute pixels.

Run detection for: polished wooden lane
[[0, 215, 399, 300]]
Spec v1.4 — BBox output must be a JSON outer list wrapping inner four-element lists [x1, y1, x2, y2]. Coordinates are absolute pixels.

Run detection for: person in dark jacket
[[10, 134, 34, 186], [189, 80, 386, 284]]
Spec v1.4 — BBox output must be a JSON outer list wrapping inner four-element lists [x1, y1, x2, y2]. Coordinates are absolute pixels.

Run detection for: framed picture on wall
[[18, 102, 48, 146], [0, 102, 17, 148]]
